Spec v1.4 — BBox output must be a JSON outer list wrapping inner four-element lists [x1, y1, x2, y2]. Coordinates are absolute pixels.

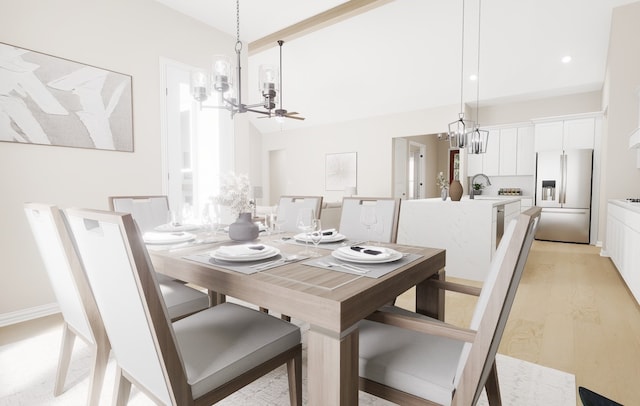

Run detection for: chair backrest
[[338, 197, 401, 243], [23, 203, 105, 345], [275, 196, 323, 232], [453, 207, 541, 406], [108, 195, 169, 233], [64, 208, 188, 405]]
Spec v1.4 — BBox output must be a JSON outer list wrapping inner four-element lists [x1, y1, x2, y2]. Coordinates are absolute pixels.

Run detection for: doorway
[[393, 134, 450, 199]]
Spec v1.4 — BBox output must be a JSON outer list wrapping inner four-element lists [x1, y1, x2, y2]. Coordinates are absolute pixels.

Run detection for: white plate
[[331, 246, 403, 264], [154, 223, 201, 232], [293, 232, 346, 243], [210, 244, 280, 262], [143, 231, 195, 245]]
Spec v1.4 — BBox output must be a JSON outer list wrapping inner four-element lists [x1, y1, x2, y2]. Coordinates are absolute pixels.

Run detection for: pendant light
[[448, 0, 475, 149], [190, 0, 282, 118], [468, 0, 489, 154]]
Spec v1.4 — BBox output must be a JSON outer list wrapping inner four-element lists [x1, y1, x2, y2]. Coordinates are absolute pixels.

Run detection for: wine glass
[[372, 218, 385, 246], [296, 208, 314, 254], [309, 218, 323, 256], [360, 206, 378, 245]]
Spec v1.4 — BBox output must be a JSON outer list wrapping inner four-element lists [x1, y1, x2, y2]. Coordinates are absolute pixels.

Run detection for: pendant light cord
[[279, 40, 284, 111], [475, 0, 482, 125], [459, 0, 466, 116]]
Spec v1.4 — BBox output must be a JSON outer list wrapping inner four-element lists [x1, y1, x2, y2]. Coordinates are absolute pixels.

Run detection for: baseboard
[[0, 303, 60, 328]]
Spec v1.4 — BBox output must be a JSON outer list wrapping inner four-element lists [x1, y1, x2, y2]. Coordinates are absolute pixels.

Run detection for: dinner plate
[[154, 223, 201, 232], [143, 231, 196, 245], [331, 246, 403, 264], [210, 244, 280, 262], [293, 232, 346, 243]]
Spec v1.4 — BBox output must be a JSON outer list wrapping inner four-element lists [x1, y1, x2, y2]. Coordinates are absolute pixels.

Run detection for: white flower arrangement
[[214, 172, 253, 217], [436, 171, 449, 190]]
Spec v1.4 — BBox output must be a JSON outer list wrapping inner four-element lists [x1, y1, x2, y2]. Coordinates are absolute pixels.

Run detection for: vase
[[228, 212, 259, 241], [441, 187, 449, 201], [449, 180, 463, 201]]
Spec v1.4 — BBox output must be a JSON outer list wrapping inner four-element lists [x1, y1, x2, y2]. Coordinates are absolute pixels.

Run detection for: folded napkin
[[339, 245, 392, 260], [322, 228, 337, 236], [215, 244, 267, 257], [143, 231, 194, 244]]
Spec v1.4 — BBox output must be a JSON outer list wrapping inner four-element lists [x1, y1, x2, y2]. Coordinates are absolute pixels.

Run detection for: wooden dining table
[[148, 233, 446, 405]]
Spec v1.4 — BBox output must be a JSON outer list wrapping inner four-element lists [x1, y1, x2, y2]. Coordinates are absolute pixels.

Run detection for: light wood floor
[[3, 241, 639, 405], [396, 240, 640, 405]]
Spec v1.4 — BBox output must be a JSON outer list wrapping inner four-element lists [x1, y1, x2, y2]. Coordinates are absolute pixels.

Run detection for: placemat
[[302, 253, 422, 278], [183, 253, 308, 274], [280, 237, 365, 250]]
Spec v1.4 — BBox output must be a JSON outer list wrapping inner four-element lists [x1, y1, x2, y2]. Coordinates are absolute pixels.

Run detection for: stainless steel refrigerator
[[535, 149, 593, 243]]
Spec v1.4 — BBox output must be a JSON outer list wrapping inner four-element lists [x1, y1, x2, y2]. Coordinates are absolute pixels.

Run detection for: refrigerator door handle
[[560, 153, 567, 204]]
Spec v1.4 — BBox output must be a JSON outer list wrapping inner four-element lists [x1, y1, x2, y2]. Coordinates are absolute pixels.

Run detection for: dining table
[[147, 230, 446, 405]]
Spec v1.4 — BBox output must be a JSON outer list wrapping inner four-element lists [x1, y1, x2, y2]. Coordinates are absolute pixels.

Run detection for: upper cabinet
[[466, 124, 535, 177], [534, 115, 598, 151]]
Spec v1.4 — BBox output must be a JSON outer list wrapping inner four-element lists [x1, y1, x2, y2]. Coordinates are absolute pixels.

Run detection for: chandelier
[[447, 0, 475, 149], [190, 0, 281, 118]]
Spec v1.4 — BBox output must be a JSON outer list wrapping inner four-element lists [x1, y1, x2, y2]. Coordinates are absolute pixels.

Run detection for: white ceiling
[[155, 0, 636, 133]]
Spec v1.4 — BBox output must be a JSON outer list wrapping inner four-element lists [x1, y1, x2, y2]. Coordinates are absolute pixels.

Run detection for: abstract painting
[[0, 42, 133, 151], [325, 152, 357, 191]]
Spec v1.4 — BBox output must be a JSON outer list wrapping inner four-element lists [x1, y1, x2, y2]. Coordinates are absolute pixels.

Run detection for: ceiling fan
[[259, 40, 305, 121]]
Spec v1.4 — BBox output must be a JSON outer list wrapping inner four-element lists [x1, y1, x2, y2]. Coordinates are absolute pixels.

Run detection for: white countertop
[[609, 199, 640, 215], [420, 196, 522, 207]]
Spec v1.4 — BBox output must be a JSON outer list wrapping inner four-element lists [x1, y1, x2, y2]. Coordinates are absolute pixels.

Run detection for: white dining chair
[[108, 195, 170, 233], [339, 197, 401, 243], [64, 207, 302, 405], [23, 203, 110, 405], [357, 207, 541, 406], [108, 195, 210, 319], [275, 195, 323, 233]]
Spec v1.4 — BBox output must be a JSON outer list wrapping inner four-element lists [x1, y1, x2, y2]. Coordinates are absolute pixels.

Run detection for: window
[[162, 60, 232, 222]]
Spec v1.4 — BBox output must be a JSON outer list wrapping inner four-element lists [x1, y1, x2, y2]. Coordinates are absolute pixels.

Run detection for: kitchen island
[[397, 197, 521, 281]]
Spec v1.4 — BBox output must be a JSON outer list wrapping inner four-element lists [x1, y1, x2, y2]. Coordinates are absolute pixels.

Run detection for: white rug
[[0, 323, 576, 405]]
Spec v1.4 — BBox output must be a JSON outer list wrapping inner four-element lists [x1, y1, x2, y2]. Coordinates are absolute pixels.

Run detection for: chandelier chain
[[235, 0, 242, 51]]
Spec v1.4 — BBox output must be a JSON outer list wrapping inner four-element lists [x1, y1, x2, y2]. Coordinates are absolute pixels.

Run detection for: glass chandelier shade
[[259, 64, 279, 110], [212, 55, 232, 93]]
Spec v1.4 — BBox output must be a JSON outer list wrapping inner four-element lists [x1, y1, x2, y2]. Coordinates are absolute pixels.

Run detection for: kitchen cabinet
[[516, 126, 535, 175], [606, 201, 640, 305], [499, 128, 517, 176], [534, 116, 597, 151], [466, 124, 534, 177]]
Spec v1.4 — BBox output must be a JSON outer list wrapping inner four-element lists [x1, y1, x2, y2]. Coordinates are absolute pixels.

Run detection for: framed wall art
[[0, 42, 133, 152], [325, 152, 357, 191]]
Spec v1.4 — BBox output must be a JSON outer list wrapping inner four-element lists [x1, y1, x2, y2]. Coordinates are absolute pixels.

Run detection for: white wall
[[0, 0, 236, 320], [258, 105, 459, 204], [600, 2, 640, 245]]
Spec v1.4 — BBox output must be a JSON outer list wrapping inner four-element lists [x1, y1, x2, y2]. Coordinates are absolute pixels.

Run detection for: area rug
[[0, 322, 576, 405]]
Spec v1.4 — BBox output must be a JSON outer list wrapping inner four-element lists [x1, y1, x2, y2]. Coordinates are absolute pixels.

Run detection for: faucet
[[470, 173, 492, 199]]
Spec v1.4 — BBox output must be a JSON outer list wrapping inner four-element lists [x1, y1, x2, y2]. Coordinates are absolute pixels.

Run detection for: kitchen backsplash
[[466, 175, 534, 197]]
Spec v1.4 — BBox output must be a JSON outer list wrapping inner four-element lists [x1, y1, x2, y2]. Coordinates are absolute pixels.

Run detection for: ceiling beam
[[248, 0, 394, 55]]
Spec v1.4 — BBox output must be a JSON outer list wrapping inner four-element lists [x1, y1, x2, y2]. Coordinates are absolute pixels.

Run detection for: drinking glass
[[360, 206, 378, 244], [296, 208, 314, 254], [373, 219, 385, 246], [310, 219, 323, 256]]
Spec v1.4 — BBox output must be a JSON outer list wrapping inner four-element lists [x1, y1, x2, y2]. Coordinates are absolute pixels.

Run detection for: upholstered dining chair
[[108, 195, 210, 319], [338, 197, 401, 243], [275, 195, 323, 233], [64, 208, 303, 406], [357, 207, 541, 406], [23, 203, 110, 405]]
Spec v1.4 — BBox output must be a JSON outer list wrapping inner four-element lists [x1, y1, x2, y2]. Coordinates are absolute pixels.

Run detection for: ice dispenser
[[542, 180, 556, 201]]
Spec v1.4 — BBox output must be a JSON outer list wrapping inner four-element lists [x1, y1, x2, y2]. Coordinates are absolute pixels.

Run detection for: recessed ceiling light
[[561, 55, 572, 64], [469, 74, 478, 81]]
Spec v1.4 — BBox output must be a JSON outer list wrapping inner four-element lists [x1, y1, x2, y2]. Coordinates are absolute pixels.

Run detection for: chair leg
[[54, 322, 76, 396], [113, 366, 132, 406], [286, 351, 303, 406], [485, 360, 502, 406], [86, 341, 110, 406]]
